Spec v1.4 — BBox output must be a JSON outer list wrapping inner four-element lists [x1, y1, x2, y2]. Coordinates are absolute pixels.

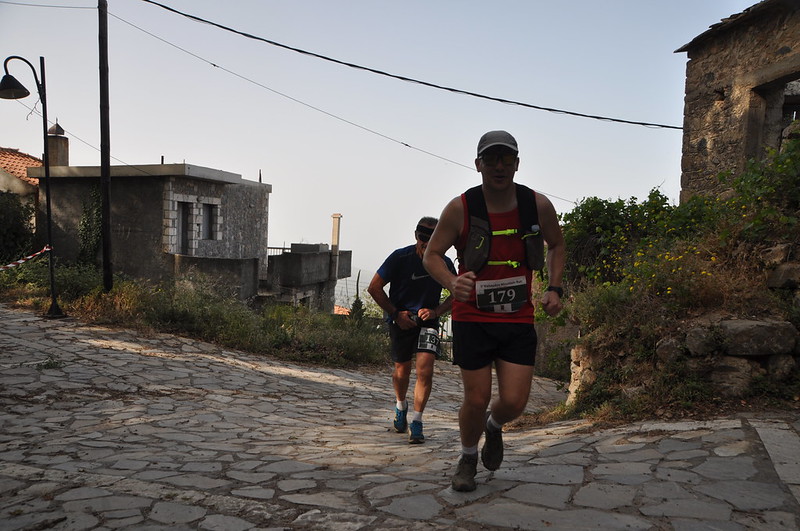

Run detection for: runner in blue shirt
[[368, 217, 455, 444]]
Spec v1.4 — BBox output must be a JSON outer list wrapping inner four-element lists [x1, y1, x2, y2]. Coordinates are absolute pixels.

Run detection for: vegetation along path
[[0, 302, 798, 530]]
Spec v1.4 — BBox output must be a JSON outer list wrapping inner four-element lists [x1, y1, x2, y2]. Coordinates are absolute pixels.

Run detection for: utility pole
[[99, 0, 113, 291]]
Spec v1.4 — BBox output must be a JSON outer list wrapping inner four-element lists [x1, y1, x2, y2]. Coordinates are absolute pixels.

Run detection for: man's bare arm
[[537, 193, 566, 315], [424, 197, 477, 302]]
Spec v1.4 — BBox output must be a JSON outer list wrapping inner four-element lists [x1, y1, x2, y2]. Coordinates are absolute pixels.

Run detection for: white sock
[[396, 400, 407, 411], [487, 414, 503, 432], [461, 445, 478, 457], [410, 411, 423, 423]]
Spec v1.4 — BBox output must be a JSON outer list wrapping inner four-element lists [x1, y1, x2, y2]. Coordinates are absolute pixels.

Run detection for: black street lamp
[[0, 55, 65, 318]]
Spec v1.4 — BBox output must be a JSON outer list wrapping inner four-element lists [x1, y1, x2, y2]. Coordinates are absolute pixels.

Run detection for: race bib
[[475, 276, 527, 313], [417, 327, 440, 354]]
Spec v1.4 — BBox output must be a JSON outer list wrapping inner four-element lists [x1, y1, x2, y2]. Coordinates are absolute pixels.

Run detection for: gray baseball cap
[[477, 130, 518, 155]]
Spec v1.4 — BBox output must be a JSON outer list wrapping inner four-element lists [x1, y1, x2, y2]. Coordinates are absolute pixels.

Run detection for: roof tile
[[0, 147, 42, 186]]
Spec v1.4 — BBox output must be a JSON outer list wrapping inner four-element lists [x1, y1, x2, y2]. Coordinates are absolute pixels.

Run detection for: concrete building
[[676, 0, 800, 202], [17, 128, 350, 308], [265, 241, 352, 313], [28, 135, 271, 300]]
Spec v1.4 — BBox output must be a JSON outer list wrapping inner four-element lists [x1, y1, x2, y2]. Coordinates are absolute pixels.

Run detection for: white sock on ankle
[[487, 414, 503, 432]]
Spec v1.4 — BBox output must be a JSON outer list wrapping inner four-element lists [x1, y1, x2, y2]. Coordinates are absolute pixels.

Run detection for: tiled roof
[[0, 147, 42, 186], [333, 305, 351, 315]]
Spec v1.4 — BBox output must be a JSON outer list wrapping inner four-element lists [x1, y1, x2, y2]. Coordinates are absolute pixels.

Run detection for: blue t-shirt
[[376, 244, 455, 320]]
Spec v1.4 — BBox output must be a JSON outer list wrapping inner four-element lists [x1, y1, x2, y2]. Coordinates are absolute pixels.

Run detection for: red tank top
[[453, 195, 535, 323]]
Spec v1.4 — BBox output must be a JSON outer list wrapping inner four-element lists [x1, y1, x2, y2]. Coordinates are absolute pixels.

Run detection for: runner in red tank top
[[423, 130, 566, 492]]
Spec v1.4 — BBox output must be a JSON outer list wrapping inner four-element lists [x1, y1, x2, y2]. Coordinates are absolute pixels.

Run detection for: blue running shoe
[[393, 407, 408, 433], [409, 420, 425, 444]]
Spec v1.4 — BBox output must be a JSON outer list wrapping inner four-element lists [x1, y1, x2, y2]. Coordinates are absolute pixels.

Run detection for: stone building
[[27, 131, 272, 300], [4, 128, 351, 309], [13, 128, 351, 309], [676, 0, 800, 202]]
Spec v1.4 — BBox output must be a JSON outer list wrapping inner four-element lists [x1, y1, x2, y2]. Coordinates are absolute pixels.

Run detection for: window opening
[[177, 201, 191, 254], [783, 81, 800, 126], [201, 203, 217, 240]]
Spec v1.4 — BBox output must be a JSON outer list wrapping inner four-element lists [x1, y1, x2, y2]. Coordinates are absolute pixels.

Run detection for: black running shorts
[[389, 321, 440, 363], [452, 321, 537, 370]]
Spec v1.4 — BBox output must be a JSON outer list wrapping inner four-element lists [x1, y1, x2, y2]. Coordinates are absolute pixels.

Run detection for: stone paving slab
[[0, 303, 799, 530]]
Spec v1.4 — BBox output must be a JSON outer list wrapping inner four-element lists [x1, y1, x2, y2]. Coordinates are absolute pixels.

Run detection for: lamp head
[[0, 74, 31, 99]]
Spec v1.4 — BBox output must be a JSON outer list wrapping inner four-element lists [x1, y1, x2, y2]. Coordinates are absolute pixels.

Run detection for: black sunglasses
[[480, 152, 517, 166], [416, 224, 433, 242]]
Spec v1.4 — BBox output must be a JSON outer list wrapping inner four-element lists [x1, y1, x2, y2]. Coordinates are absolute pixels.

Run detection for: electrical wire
[[1, 0, 683, 130], [139, 0, 682, 131], [108, 13, 578, 206], [8, 99, 155, 176], [108, 15, 472, 166], [0, 1, 92, 8], [5, 0, 663, 205]]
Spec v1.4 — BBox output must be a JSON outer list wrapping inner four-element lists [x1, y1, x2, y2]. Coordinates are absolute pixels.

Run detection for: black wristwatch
[[546, 286, 564, 298]]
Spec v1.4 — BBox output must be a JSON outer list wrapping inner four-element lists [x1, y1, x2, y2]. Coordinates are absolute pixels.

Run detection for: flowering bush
[[548, 138, 800, 419]]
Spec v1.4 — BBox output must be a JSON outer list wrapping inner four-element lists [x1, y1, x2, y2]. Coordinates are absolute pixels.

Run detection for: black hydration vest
[[461, 183, 545, 273]]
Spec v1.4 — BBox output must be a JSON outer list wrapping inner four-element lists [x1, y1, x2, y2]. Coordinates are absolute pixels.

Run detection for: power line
[[2, 0, 579, 205], [3, 0, 683, 131], [0, 1, 92, 8], [108, 13, 577, 206], [0, 5, 572, 205], [139, 0, 682, 131], [106, 15, 475, 166], [9, 99, 157, 176], [0, 3, 475, 181]]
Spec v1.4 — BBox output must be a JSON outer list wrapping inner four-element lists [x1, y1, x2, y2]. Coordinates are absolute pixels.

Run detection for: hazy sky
[[1, 0, 758, 302]]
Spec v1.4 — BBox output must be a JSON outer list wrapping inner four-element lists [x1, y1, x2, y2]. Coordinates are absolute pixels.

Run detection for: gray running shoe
[[451, 453, 478, 492], [480, 412, 503, 471]]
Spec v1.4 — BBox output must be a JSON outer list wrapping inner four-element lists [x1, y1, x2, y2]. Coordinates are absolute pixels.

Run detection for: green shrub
[[724, 138, 800, 243], [561, 189, 679, 285], [0, 192, 34, 265], [259, 303, 388, 366], [552, 137, 800, 420], [55, 262, 105, 300], [78, 185, 103, 265], [1, 263, 389, 368], [0, 259, 50, 299]]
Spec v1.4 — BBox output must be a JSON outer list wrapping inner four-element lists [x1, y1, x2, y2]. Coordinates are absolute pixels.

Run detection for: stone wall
[[43, 175, 169, 281], [171, 255, 259, 301], [569, 318, 798, 403], [567, 243, 800, 403], [678, 0, 800, 202], [162, 177, 270, 280]]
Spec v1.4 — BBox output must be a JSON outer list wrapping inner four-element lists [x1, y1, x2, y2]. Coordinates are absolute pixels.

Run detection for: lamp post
[[0, 55, 65, 318]]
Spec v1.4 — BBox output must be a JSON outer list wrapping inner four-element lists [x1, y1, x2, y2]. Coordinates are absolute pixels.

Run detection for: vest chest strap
[[486, 260, 521, 268]]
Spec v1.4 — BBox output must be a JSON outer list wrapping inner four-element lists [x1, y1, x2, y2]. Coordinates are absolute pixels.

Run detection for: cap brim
[[478, 142, 519, 155]]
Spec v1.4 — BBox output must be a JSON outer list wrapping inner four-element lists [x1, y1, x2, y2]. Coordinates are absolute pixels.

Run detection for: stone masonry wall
[[567, 243, 800, 403], [162, 178, 270, 280], [679, 1, 800, 202]]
